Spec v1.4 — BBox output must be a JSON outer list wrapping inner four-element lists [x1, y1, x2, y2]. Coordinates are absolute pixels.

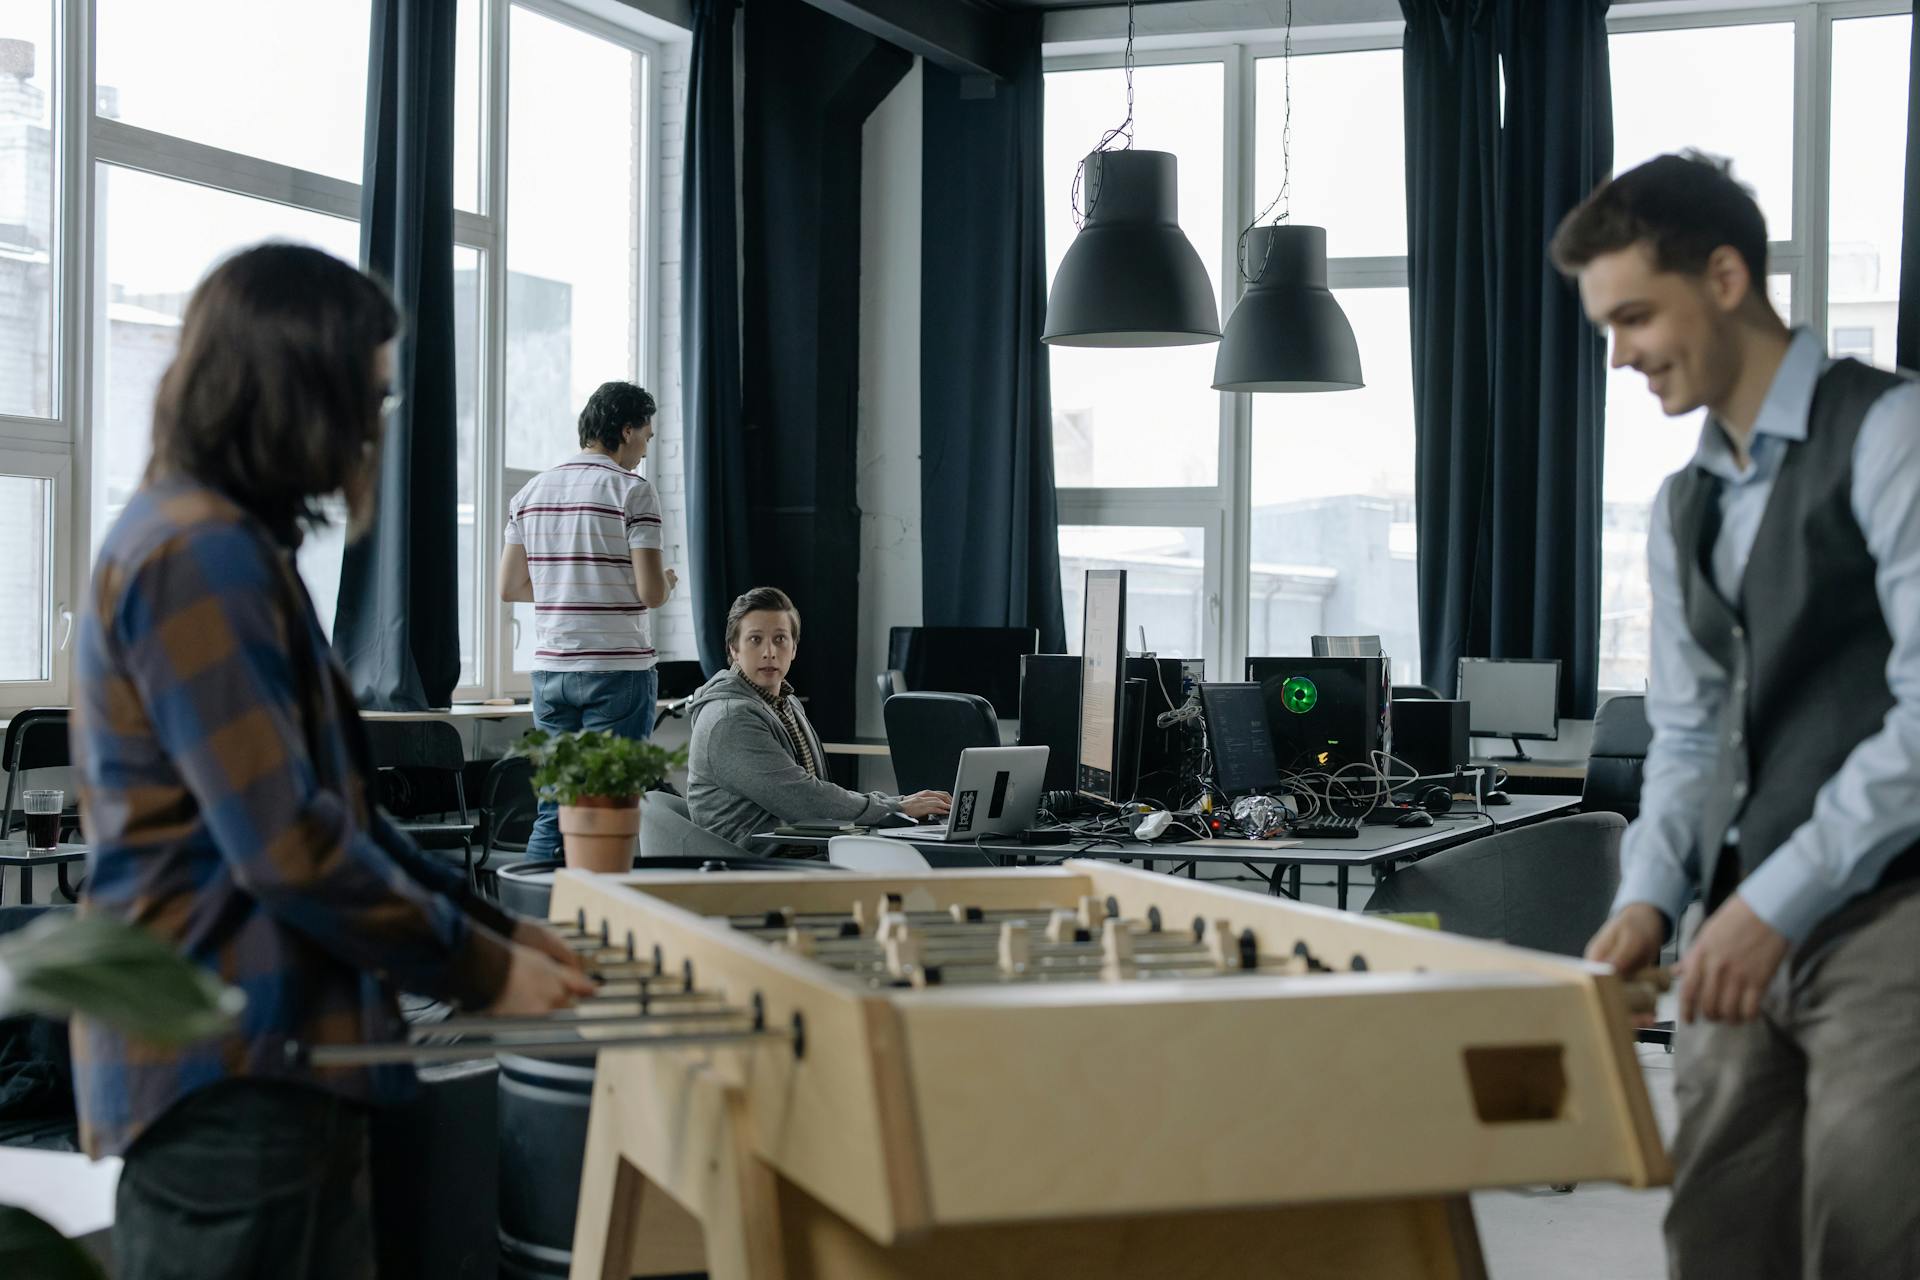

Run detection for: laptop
[[876, 745, 1050, 842]]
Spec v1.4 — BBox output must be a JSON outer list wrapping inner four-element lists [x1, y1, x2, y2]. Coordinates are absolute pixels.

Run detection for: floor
[[1472, 1041, 1677, 1279]]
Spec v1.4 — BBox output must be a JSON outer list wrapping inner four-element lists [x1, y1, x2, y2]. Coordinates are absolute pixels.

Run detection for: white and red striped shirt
[[504, 452, 663, 671]]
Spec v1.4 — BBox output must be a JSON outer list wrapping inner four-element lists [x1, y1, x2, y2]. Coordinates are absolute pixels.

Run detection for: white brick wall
[[649, 38, 696, 660]]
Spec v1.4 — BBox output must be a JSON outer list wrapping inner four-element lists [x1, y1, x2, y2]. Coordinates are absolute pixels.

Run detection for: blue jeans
[[526, 668, 658, 860]]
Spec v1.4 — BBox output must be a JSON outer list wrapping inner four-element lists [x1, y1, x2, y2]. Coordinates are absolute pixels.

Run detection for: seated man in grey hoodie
[[687, 587, 951, 848]]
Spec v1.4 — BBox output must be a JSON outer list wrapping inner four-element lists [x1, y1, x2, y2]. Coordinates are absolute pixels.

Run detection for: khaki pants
[[1666, 881, 1920, 1280]]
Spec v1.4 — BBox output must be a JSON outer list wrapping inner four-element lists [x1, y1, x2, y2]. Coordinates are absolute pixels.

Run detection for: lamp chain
[[1239, 0, 1294, 285], [1070, 0, 1137, 229]]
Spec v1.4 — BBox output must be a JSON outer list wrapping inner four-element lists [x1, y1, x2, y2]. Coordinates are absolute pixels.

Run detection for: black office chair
[[2, 710, 83, 902], [1578, 694, 1675, 1050], [882, 692, 1000, 795], [1583, 695, 1651, 821], [364, 721, 480, 891], [1392, 684, 1442, 700], [477, 755, 537, 880], [652, 659, 708, 725], [1365, 813, 1626, 957]]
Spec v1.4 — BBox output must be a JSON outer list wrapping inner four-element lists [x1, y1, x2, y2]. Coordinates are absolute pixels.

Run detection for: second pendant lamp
[[1212, 0, 1362, 393], [1212, 225, 1363, 391]]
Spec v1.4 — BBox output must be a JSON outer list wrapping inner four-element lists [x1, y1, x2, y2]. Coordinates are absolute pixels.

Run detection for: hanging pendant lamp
[[1212, 225, 1363, 391], [1043, 148, 1221, 347], [1212, 0, 1362, 392], [1042, 0, 1220, 348]]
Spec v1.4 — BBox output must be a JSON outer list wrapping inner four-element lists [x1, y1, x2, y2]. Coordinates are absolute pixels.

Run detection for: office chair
[[364, 721, 480, 890], [874, 669, 908, 710], [1577, 694, 1675, 1050], [1365, 812, 1625, 957], [638, 790, 752, 862], [882, 692, 1000, 795], [1311, 635, 1382, 658], [827, 834, 932, 872], [2, 709, 82, 902], [1583, 695, 1651, 822]]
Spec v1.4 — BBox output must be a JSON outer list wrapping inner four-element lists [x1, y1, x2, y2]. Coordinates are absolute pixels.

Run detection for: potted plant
[[0, 913, 244, 1278], [512, 729, 688, 872]]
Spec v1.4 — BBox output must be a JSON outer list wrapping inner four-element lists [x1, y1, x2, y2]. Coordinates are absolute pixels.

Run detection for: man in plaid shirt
[[69, 244, 592, 1279]]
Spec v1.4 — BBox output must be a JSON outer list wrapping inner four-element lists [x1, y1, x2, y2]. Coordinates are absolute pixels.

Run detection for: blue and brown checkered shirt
[[69, 480, 516, 1158]]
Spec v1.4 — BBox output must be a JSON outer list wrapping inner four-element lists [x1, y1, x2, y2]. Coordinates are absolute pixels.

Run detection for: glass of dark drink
[[22, 789, 63, 851]]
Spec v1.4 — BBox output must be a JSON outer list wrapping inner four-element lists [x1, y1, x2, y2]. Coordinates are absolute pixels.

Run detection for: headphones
[[1413, 784, 1453, 815]]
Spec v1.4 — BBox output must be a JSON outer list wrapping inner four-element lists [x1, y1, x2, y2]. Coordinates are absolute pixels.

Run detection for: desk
[[1473, 755, 1588, 782], [0, 837, 87, 905], [362, 703, 536, 722], [819, 738, 890, 758], [748, 794, 1580, 911]]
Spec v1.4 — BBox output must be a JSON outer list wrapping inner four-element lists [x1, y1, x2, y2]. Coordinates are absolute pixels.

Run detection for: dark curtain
[[740, 0, 910, 744], [337, 0, 460, 709], [1489, 0, 1611, 717], [1405, 0, 1611, 717], [684, 0, 749, 675], [1403, 0, 1499, 701], [918, 18, 1067, 653], [1901, 9, 1920, 371]]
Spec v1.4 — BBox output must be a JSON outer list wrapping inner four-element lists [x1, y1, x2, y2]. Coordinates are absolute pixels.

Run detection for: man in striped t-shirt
[[498, 381, 676, 859]]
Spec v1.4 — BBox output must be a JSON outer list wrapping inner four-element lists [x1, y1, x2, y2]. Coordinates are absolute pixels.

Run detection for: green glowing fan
[[1280, 675, 1318, 715]]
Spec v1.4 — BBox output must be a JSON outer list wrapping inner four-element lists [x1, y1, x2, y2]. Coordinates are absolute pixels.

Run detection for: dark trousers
[[115, 1079, 374, 1280], [1666, 881, 1920, 1279]]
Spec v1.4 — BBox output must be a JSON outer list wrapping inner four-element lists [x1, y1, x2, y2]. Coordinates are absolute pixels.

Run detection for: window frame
[[0, 444, 75, 707]]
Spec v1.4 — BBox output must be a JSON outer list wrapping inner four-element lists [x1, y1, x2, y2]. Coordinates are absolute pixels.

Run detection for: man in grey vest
[[1552, 152, 1920, 1279]]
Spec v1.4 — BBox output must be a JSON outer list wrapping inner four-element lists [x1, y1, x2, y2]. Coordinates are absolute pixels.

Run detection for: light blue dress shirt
[[1614, 329, 1920, 944]]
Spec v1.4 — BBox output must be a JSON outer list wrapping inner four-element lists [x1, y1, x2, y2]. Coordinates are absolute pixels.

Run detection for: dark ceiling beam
[[801, 0, 1015, 81]]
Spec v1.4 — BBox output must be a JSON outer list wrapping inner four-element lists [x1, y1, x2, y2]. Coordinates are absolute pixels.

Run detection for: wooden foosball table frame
[[547, 862, 1669, 1280]]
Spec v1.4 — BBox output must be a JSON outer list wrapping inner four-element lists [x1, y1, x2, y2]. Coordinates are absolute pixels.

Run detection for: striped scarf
[[746, 673, 818, 778]]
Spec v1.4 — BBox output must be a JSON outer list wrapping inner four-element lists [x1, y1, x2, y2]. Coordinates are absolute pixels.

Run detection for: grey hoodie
[[685, 668, 901, 848]]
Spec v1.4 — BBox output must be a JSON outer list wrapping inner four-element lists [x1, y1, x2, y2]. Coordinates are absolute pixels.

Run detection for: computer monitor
[[1457, 657, 1561, 760], [1077, 569, 1127, 801], [1021, 652, 1188, 803], [886, 626, 1038, 719], [1199, 683, 1281, 796]]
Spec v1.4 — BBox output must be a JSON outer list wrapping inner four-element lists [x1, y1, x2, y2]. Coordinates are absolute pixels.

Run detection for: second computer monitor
[[887, 626, 1037, 718], [1077, 569, 1127, 801], [1457, 657, 1561, 759], [1199, 683, 1282, 796]]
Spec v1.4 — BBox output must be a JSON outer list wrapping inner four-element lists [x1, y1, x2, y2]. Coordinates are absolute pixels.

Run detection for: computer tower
[[1018, 654, 1196, 803], [1018, 654, 1081, 792], [1245, 656, 1391, 774], [1389, 698, 1469, 781]]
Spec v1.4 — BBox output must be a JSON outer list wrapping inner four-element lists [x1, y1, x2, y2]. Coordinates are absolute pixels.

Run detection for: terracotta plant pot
[[557, 795, 641, 873]]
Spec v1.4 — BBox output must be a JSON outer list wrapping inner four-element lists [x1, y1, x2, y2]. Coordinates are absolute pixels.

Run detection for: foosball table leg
[[570, 1052, 790, 1280]]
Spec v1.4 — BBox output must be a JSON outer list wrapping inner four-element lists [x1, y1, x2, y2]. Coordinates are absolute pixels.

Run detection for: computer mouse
[[1484, 789, 1512, 806], [1395, 810, 1434, 828]]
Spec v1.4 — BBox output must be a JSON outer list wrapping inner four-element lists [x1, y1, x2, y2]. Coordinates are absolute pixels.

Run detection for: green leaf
[[508, 729, 688, 808], [0, 913, 244, 1043], [0, 1206, 109, 1280]]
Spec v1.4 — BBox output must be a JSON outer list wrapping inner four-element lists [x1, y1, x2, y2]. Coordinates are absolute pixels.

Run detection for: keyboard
[[1288, 814, 1364, 839]]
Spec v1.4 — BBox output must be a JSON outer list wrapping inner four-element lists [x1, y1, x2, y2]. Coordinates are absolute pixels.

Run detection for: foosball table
[[481, 861, 1663, 1279]]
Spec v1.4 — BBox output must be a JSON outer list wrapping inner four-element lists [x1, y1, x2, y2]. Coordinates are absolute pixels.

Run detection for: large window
[[1250, 48, 1417, 682], [1044, 62, 1224, 491], [0, 0, 674, 714], [1046, 4, 1911, 705], [1596, 8, 1907, 693], [0, 4, 57, 422], [502, 5, 652, 679]]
